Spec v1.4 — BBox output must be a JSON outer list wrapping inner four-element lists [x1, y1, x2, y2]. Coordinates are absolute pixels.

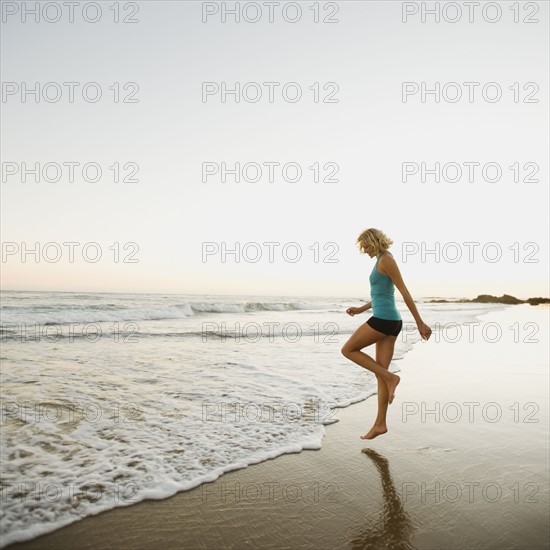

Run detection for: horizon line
[[1, 288, 546, 301]]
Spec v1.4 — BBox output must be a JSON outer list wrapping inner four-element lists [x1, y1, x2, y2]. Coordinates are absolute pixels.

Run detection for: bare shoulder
[[379, 251, 399, 274]]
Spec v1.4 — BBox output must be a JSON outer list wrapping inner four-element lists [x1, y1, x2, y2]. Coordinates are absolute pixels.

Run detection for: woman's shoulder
[[379, 250, 397, 265], [378, 250, 397, 276]]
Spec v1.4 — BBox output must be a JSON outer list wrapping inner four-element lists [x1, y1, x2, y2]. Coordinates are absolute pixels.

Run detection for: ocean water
[[0, 291, 507, 547]]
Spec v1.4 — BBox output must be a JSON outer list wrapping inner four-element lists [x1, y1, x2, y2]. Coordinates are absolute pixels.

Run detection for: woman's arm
[[379, 254, 432, 339], [358, 301, 372, 313], [346, 301, 371, 316]]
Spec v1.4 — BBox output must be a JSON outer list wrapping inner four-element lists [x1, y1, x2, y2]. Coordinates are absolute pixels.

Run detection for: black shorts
[[366, 316, 403, 337]]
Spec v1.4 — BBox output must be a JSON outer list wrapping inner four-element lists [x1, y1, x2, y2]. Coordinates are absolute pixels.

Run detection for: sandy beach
[[6, 304, 549, 550]]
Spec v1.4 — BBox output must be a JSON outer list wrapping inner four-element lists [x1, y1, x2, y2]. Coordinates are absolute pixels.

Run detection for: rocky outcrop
[[428, 294, 549, 305]]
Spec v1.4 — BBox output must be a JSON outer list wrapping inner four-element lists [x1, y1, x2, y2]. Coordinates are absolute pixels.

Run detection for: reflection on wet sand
[[350, 448, 415, 550]]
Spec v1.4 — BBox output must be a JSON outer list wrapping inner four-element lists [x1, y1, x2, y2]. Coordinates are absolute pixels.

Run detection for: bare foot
[[360, 425, 388, 440], [386, 373, 400, 404]]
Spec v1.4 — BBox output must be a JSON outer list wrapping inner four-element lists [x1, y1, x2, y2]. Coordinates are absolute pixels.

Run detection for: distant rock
[[427, 294, 549, 306], [471, 294, 524, 304], [526, 297, 550, 305]]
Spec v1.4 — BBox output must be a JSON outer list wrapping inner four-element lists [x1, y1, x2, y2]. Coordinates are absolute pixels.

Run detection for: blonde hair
[[356, 228, 394, 256]]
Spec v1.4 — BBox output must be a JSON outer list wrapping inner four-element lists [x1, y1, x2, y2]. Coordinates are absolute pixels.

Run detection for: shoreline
[[5, 304, 549, 550]]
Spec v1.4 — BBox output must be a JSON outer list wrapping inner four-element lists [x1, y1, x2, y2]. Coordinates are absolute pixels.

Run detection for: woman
[[341, 228, 432, 440]]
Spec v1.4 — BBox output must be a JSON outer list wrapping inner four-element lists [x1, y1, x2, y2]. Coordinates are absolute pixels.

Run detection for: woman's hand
[[417, 320, 432, 341], [346, 307, 363, 316]]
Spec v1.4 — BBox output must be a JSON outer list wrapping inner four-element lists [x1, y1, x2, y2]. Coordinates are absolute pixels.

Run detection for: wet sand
[[6, 304, 549, 550]]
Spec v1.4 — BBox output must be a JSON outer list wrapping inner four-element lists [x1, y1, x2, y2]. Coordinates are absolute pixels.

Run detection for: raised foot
[[360, 425, 388, 440], [386, 373, 400, 404]]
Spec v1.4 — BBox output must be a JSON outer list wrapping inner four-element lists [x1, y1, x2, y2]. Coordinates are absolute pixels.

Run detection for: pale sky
[[1, 1, 548, 299]]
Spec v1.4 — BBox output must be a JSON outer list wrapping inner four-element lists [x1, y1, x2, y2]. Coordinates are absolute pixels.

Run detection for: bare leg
[[360, 375, 389, 439], [341, 324, 401, 442], [356, 334, 398, 440], [343, 349, 400, 405]]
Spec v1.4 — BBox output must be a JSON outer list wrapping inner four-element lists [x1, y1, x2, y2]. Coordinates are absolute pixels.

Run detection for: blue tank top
[[369, 252, 401, 321]]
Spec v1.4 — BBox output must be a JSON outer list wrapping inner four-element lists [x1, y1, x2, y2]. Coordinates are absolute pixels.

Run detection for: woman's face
[[363, 242, 375, 257]]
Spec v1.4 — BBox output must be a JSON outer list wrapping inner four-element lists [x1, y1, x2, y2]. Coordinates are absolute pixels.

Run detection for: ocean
[[0, 290, 507, 547]]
